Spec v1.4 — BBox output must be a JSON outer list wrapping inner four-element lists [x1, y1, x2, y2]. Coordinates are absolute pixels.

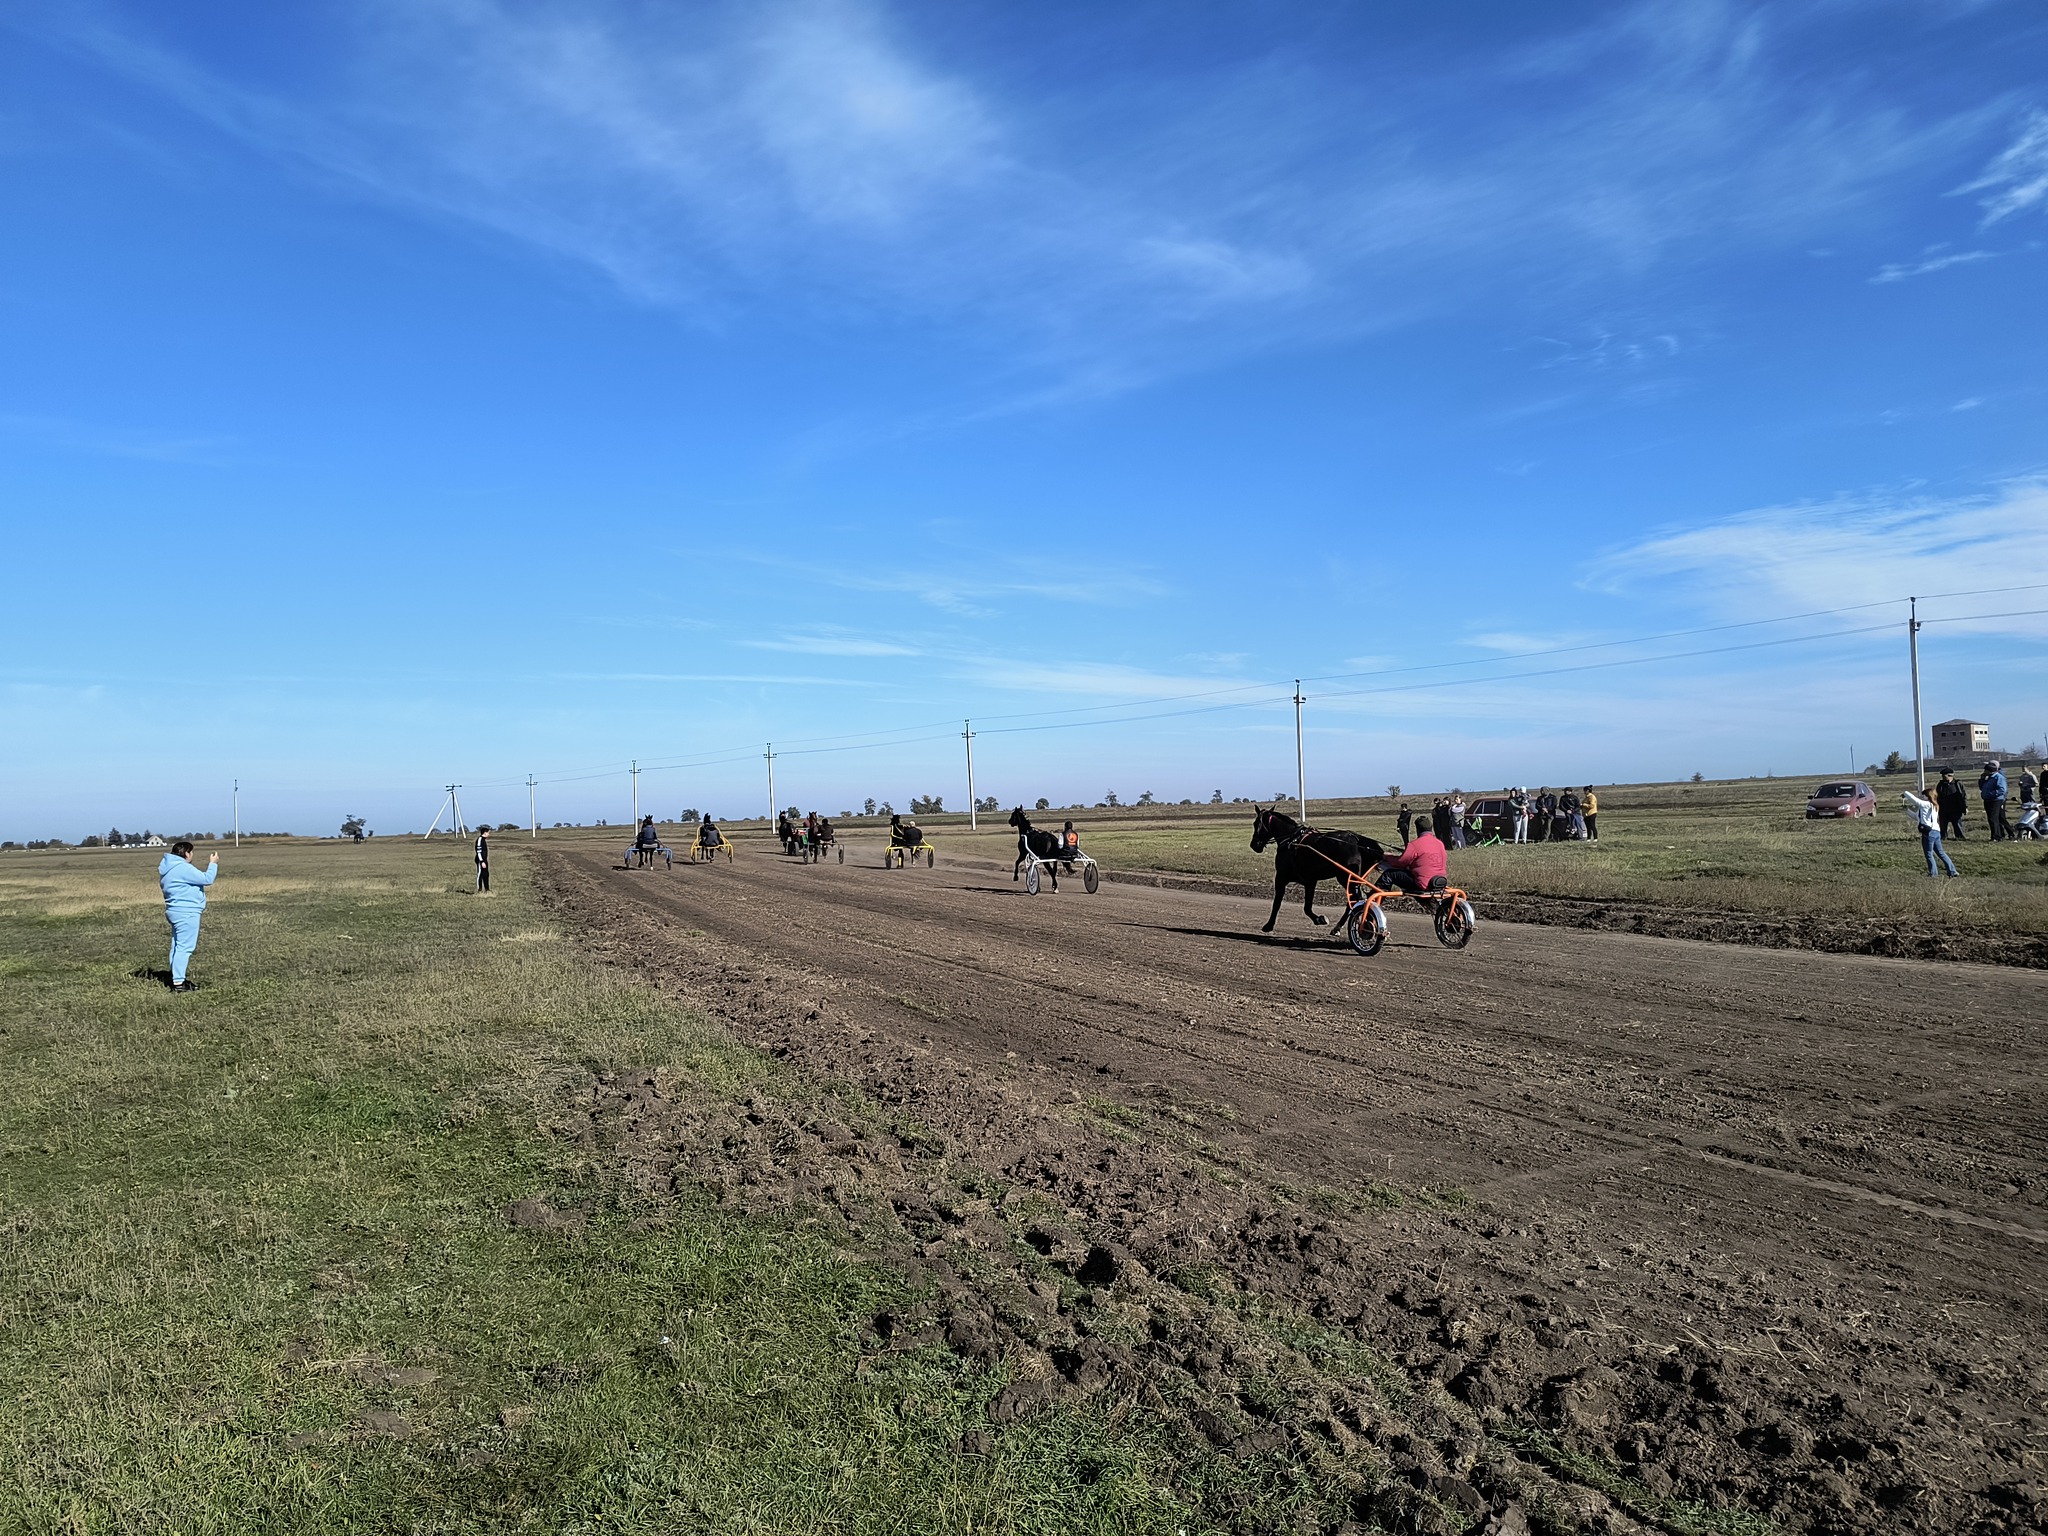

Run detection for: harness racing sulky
[[689, 820, 734, 865], [805, 815, 841, 864], [1250, 805, 1476, 956], [883, 816, 935, 869], [1009, 807, 1100, 895]]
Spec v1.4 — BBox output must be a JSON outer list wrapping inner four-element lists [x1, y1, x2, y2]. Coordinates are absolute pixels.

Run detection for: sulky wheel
[[837, 846, 844, 863], [1346, 902, 1387, 956], [1025, 862, 1041, 895], [1433, 898, 1476, 949], [926, 848, 935, 868], [1082, 863, 1100, 894]]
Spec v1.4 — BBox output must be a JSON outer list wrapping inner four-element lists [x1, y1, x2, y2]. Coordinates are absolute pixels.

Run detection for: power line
[[434, 596, 2039, 793]]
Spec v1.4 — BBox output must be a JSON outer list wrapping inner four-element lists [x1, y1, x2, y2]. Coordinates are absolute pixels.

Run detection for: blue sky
[[4, 0, 2046, 838]]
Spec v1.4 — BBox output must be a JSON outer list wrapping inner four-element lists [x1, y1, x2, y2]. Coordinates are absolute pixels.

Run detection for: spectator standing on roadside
[[1510, 786, 1529, 844], [1530, 788, 1550, 845], [158, 839, 219, 992], [1935, 768, 1968, 839], [1581, 786, 1599, 842], [1396, 803, 1412, 847], [1903, 789, 1958, 878], [2020, 766, 2040, 810], [1447, 792, 1467, 849], [475, 826, 491, 893], [1979, 762, 2009, 842], [1557, 788, 1580, 839]]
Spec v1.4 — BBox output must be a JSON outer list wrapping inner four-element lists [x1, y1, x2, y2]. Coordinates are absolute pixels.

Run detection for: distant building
[[1931, 719, 1991, 757]]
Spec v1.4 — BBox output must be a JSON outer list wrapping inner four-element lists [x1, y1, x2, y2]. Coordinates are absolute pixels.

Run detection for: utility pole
[[527, 775, 537, 838], [1293, 681, 1307, 823], [451, 784, 466, 835], [1908, 597, 1925, 792], [964, 719, 977, 831], [233, 779, 239, 848], [765, 743, 776, 825], [631, 760, 640, 827]]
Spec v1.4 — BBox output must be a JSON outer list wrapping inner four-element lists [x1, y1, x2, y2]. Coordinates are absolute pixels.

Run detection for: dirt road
[[542, 837, 2048, 1535]]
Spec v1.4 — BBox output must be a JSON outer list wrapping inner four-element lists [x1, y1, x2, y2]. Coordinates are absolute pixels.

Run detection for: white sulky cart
[[1019, 845, 1101, 896]]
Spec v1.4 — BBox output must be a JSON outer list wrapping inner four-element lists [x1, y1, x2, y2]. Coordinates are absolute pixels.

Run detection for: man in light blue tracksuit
[[158, 840, 219, 991]]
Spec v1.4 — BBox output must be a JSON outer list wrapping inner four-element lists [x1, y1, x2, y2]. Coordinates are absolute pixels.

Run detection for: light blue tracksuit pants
[[168, 910, 201, 983]]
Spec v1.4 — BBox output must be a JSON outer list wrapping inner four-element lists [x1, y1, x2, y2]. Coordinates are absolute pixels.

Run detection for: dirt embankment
[[536, 843, 2048, 1536]]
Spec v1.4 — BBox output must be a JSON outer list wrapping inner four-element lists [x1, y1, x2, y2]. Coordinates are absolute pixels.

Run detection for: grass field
[[0, 841, 1202, 1535], [848, 775, 2048, 939]]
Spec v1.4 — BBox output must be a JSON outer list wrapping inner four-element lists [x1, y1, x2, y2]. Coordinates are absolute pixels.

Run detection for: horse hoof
[[1311, 915, 1327, 926]]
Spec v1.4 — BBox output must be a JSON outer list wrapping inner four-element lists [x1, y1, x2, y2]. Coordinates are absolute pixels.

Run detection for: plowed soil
[[538, 837, 2048, 1536]]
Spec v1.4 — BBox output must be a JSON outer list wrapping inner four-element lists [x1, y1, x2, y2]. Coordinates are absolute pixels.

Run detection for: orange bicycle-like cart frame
[[1339, 868, 1477, 956], [1295, 840, 1478, 957]]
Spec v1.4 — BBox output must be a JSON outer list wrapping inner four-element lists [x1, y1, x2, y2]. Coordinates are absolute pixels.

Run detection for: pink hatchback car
[[1806, 780, 1877, 819]]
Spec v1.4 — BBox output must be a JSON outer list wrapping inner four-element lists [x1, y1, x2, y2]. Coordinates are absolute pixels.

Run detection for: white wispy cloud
[[955, 658, 1272, 702], [1961, 109, 2048, 224], [0, 411, 236, 463], [1870, 247, 1995, 283], [26, 0, 1991, 396], [1588, 479, 2048, 636], [730, 548, 1165, 617], [1463, 631, 1593, 655], [745, 633, 920, 657], [550, 671, 885, 687]]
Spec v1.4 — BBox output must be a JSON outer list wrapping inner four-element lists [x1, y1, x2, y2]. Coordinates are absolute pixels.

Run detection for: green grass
[[0, 843, 1197, 1535], [907, 776, 2048, 936]]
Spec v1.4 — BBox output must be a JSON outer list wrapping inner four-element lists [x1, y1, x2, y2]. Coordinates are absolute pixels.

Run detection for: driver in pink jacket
[[1376, 816, 1446, 895]]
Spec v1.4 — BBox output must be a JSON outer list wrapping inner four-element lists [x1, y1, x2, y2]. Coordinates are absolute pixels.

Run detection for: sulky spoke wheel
[[1346, 902, 1387, 956], [1433, 898, 1476, 949]]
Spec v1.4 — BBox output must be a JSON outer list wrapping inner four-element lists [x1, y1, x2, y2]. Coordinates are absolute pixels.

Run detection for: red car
[[1806, 780, 1876, 819]]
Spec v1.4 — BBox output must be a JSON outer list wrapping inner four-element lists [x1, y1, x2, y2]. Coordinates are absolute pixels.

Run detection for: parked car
[[1806, 781, 1876, 819]]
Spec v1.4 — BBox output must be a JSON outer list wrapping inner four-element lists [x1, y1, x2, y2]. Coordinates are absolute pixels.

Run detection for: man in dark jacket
[[1935, 769, 1968, 839], [475, 827, 491, 893]]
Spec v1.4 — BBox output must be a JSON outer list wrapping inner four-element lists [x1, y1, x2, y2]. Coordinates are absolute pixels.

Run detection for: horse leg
[[1262, 868, 1290, 932], [1014, 836, 1025, 881], [1303, 875, 1328, 926]]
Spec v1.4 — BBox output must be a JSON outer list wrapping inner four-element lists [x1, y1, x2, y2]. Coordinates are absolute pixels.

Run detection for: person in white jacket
[[1902, 790, 1958, 879]]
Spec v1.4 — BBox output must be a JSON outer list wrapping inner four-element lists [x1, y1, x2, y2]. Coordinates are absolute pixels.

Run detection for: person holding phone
[[158, 840, 219, 991]]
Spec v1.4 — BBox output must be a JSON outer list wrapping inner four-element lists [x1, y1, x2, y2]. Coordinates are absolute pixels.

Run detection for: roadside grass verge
[[0, 843, 1192, 1534]]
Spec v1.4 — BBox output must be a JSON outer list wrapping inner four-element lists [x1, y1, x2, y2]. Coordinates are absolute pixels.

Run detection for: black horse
[[1249, 806, 1386, 933], [1009, 807, 1062, 890]]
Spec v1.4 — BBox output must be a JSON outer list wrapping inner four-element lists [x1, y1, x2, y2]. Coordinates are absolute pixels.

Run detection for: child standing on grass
[[475, 827, 491, 893], [158, 840, 218, 991]]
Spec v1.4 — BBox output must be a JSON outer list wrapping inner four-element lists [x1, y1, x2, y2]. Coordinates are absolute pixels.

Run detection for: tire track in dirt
[[540, 838, 2048, 1535]]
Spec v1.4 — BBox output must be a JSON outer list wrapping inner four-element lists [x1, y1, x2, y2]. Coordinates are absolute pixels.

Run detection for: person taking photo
[[158, 840, 219, 991]]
